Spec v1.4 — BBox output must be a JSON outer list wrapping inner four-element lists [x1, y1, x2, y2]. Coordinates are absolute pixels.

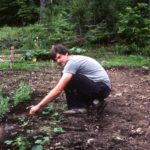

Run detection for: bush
[[113, 43, 150, 56], [117, 3, 150, 47], [69, 47, 87, 54], [85, 22, 111, 44]]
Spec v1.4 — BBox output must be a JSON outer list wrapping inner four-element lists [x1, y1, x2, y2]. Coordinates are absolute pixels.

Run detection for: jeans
[[64, 74, 111, 109]]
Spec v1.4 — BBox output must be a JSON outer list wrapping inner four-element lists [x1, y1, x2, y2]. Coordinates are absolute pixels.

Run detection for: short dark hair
[[50, 44, 69, 61]]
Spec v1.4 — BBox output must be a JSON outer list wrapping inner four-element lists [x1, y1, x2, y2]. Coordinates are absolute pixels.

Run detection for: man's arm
[[29, 73, 73, 115]]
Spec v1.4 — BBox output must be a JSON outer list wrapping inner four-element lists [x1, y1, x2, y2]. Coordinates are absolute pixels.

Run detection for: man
[[29, 44, 111, 115]]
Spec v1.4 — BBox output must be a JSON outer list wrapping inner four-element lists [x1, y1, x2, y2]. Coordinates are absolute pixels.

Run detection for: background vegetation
[[0, 0, 150, 60]]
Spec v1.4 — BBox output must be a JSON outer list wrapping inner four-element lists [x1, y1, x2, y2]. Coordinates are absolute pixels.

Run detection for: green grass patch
[[0, 55, 149, 71], [0, 61, 52, 70], [98, 55, 150, 68]]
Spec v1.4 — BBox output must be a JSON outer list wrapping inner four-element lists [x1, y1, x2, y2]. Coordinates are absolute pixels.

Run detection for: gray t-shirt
[[63, 55, 111, 88]]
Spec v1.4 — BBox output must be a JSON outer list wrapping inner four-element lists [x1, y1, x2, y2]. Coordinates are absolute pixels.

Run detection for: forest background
[[0, 0, 150, 57]]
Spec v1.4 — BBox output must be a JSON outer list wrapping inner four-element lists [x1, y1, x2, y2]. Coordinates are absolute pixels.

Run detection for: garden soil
[[0, 67, 150, 150]]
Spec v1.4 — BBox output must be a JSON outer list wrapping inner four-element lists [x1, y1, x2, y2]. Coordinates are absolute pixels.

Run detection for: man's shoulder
[[69, 55, 89, 60]]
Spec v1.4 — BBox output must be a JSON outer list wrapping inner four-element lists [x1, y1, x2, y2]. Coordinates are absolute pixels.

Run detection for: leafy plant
[[117, 3, 150, 47], [32, 135, 50, 150], [25, 50, 37, 61], [5, 136, 30, 150], [0, 89, 9, 119], [18, 116, 30, 128], [53, 127, 65, 133], [85, 22, 111, 44], [46, 14, 75, 46], [69, 47, 87, 54], [25, 49, 50, 61], [12, 81, 32, 106], [42, 103, 55, 115]]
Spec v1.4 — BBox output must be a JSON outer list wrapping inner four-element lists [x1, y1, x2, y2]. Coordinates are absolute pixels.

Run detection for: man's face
[[55, 53, 68, 67]]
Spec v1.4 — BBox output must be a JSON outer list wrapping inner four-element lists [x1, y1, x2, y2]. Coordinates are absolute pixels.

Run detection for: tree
[[0, 0, 39, 26], [117, 3, 150, 46], [0, 0, 19, 26]]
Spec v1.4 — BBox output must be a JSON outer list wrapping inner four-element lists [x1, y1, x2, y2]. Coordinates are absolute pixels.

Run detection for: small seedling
[[42, 103, 55, 115], [18, 116, 30, 128], [32, 135, 50, 149]]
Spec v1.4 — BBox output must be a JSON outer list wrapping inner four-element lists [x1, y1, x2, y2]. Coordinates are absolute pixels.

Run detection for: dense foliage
[[0, 0, 149, 55]]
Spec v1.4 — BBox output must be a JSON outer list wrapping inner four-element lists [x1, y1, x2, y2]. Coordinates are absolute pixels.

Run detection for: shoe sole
[[63, 110, 87, 115]]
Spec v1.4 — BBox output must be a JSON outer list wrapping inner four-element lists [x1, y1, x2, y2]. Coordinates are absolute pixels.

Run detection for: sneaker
[[64, 108, 87, 114]]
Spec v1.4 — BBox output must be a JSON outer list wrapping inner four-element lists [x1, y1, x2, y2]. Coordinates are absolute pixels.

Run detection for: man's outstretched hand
[[29, 105, 40, 115]]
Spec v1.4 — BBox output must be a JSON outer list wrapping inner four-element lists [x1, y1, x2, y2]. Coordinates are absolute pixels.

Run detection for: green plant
[[18, 116, 30, 128], [12, 81, 32, 106], [5, 136, 30, 150], [32, 135, 50, 150], [53, 127, 65, 133], [117, 3, 150, 47], [0, 89, 9, 119], [42, 103, 55, 115], [25, 49, 50, 61], [46, 14, 75, 45], [85, 22, 111, 44], [25, 50, 37, 61], [69, 47, 87, 54], [51, 112, 64, 124]]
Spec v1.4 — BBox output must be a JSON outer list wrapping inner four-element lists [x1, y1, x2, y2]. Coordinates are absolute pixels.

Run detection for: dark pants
[[64, 74, 111, 109]]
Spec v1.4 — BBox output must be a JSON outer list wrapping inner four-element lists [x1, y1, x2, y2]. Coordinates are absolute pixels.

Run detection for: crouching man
[[29, 44, 111, 115]]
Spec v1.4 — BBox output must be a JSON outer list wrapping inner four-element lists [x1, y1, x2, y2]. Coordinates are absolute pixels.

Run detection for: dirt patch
[[0, 67, 150, 150]]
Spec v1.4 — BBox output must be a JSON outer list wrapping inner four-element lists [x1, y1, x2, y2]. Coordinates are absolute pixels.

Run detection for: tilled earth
[[0, 67, 150, 150]]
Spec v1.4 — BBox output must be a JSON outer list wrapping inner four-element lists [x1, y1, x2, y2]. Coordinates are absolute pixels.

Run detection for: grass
[[0, 55, 150, 70], [99, 55, 150, 69], [0, 60, 52, 70]]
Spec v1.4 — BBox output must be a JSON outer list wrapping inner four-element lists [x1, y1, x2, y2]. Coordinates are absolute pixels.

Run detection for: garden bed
[[0, 67, 150, 149]]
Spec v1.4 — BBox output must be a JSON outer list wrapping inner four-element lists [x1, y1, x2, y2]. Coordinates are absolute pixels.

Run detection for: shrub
[[85, 22, 111, 44], [69, 47, 87, 54], [117, 3, 150, 47], [24, 49, 50, 61]]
